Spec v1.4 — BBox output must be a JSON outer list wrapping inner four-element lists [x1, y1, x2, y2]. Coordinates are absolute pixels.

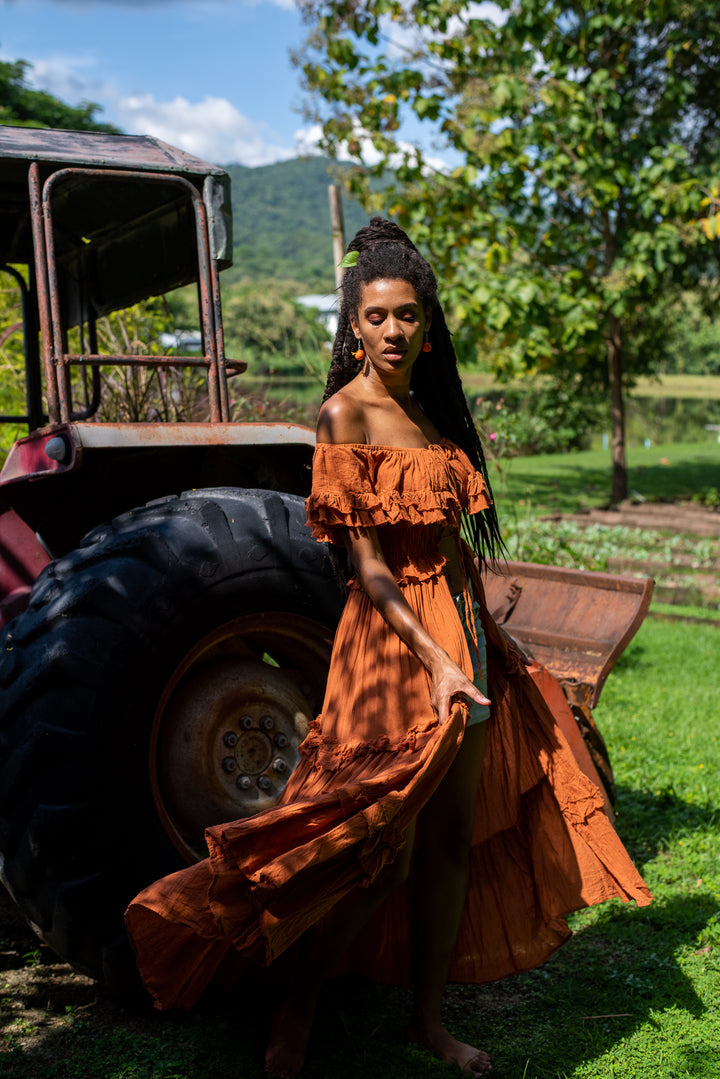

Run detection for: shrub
[[471, 377, 603, 456]]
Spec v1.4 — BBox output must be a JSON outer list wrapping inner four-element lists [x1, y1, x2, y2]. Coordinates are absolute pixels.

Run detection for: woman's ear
[[350, 315, 360, 339], [424, 307, 432, 332]]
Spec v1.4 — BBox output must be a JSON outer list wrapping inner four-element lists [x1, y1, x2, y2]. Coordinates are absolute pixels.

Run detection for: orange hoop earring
[[353, 339, 365, 361], [422, 333, 432, 353]]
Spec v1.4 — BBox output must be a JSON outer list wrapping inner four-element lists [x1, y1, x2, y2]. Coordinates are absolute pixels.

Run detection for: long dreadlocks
[[323, 217, 503, 566]]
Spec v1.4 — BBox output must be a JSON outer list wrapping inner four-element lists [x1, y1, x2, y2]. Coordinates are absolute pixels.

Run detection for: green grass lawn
[[629, 374, 720, 401], [491, 440, 720, 520], [492, 441, 720, 621], [461, 372, 720, 402]]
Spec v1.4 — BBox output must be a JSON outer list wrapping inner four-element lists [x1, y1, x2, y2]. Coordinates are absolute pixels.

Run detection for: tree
[[297, 0, 720, 500], [0, 58, 118, 132], [169, 279, 331, 378]]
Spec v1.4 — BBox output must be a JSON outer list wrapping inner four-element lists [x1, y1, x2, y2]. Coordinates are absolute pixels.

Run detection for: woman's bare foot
[[264, 991, 317, 1079], [409, 1021, 492, 1075]]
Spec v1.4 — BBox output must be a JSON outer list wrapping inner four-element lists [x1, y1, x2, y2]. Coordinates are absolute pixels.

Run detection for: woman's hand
[[340, 520, 491, 725], [429, 653, 490, 725]]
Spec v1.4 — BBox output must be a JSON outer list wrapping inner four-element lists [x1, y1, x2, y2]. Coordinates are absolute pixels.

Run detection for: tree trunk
[[607, 315, 627, 504]]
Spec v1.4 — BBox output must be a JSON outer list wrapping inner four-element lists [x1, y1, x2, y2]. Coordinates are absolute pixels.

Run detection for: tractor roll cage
[[0, 126, 242, 430], [30, 164, 241, 425]]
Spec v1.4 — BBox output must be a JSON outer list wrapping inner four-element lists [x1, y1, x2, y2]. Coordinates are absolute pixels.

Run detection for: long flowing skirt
[[126, 568, 651, 1010]]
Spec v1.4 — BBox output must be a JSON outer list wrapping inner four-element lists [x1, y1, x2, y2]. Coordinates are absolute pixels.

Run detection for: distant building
[[296, 294, 339, 338], [159, 330, 203, 351]]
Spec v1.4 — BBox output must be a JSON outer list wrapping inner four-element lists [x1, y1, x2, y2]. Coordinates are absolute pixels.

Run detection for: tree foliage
[[660, 286, 720, 376], [297, 0, 720, 499], [169, 279, 331, 378], [0, 58, 118, 132], [0, 269, 28, 453]]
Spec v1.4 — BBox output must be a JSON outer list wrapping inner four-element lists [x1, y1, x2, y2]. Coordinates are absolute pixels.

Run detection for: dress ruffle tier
[[125, 440, 651, 1011]]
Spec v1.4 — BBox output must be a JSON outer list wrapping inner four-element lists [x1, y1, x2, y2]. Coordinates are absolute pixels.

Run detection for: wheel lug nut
[[274, 733, 288, 748], [222, 757, 237, 773], [223, 731, 238, 748], [236, 775, 252, 790], [257, 775, 272, 791], [260, 715, 274, 731], [273, 758, 287, 774], [239, 715, 253, 730]]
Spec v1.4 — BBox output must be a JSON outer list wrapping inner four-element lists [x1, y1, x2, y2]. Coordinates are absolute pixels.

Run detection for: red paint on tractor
[[0, 505, 51, 627]]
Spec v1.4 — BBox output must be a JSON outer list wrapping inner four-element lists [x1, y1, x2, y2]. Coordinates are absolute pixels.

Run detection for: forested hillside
[[224, 157, 371, 290]]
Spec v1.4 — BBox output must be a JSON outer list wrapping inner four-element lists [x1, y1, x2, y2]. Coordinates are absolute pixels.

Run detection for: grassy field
[[1, 443, 719, 1079], [460, 372, 720, 402], [628, 374, 720, 401], [490, 440, 720, 519]]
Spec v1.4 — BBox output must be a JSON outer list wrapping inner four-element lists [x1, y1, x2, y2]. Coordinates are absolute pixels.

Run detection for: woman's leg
[[265, 821, 417, 1077], [411, 720, 491, 1075]]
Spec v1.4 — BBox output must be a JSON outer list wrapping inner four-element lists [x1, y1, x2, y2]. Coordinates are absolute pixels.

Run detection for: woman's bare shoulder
[[317, 386, 367, 445]]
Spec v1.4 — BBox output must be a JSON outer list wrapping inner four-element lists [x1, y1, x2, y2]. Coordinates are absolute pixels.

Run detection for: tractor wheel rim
[[150, 612, 333, 863]]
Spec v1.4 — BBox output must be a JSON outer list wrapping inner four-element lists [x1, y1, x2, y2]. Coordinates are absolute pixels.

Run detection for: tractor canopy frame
[[0, 124, 239, 429]]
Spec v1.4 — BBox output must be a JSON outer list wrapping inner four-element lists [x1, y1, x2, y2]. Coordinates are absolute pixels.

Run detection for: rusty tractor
[[0, 125, 652, 997]]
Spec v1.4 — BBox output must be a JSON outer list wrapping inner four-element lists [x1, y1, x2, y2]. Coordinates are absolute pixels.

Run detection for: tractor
[[0, 125, 651, 997]]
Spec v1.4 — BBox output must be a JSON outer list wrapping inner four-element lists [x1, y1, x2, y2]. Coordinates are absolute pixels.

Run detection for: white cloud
[[117, 93, 295, 166], [6, 51, 114, 107], [44, 0, 293, 7], [242, 0, 296, 9], [295, 122, 451, 175], [4, 52, 298, 166]]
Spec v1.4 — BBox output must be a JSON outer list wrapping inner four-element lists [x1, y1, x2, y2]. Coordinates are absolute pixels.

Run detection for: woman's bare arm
[[343, 526, 489, 722]]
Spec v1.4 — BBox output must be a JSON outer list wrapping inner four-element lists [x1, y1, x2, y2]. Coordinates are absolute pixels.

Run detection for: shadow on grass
[[2, 882, 715, 1079], [611, 782, 718, 872], [628, 450, 720, 502], [498, 444, 720, 516], [1, 767, 715, 1078], [497, 458, 613, 516], [463, 891, 716, 1079]]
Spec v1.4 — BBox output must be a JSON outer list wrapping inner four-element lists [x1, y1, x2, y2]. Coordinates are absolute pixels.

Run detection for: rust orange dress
[[125, 439, 651, 1010]]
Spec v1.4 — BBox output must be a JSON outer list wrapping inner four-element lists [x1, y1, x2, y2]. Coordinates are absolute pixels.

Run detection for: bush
[[471, 377, 602, 456]]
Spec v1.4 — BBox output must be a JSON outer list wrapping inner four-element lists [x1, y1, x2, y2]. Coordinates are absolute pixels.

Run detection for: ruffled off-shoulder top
[[305, 438, 491, 549]]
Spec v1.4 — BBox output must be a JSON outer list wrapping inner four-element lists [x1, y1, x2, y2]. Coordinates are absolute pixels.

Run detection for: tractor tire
[[0, 487, 344, 996]]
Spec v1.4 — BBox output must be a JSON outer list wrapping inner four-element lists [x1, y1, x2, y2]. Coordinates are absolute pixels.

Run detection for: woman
[[126, 218, 651, 1078]]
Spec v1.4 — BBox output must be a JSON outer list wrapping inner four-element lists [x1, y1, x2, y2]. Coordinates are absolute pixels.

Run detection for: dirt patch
[[0, 889, 103, 1062], [543, 500, 720, 610], [546, 499, 720, 537]]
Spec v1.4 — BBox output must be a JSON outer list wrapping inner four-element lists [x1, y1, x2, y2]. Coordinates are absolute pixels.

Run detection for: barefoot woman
[[126, 219, 651, 1077]]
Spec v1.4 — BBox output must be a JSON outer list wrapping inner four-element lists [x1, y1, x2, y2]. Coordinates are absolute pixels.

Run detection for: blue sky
[[0, 0, 314, 166]]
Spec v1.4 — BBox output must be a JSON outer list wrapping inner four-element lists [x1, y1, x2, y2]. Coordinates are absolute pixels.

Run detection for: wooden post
[[328, 184, 346, 295]]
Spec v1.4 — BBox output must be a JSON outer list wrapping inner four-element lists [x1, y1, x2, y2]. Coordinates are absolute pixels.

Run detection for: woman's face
[[350, 278, 431, 379]]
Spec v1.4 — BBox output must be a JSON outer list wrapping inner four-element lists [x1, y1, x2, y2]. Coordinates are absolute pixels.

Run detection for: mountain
[[222, 157, 373, 291]]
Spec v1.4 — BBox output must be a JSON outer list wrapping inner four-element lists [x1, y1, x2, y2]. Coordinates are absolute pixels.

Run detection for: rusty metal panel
[[0, 422, 317, 487], [483, 560, 654, 708], [0, 126, 226, 177], [67, 421, 317, 450], [0, 124, 232, 270]]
